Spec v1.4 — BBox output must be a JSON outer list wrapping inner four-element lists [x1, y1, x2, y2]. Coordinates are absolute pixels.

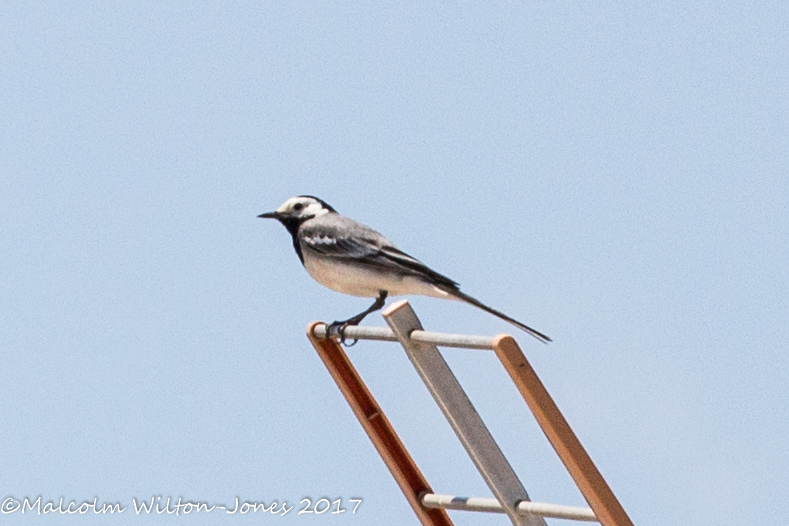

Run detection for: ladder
[[307, 299, 634, 526]]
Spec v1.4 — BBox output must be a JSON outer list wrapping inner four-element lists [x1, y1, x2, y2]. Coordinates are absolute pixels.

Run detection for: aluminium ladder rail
[[307, 299, 633, 526]]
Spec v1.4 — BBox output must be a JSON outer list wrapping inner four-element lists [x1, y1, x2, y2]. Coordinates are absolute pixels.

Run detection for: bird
[[258, 195, 550, 344]]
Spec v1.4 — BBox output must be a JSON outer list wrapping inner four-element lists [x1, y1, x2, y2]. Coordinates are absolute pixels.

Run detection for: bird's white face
[[275, 196, 330, 219]]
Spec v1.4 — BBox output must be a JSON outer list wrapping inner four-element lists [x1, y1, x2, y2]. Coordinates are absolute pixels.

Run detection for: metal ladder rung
[[421, 493, 597, 522], [312, 323, 497, 349]]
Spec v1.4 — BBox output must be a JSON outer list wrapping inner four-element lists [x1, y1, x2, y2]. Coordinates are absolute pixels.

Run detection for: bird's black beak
[[258, 211, 280, 219]]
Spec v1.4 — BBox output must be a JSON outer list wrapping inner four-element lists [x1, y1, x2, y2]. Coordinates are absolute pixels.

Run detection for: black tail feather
[[443, 288, 551, 344]]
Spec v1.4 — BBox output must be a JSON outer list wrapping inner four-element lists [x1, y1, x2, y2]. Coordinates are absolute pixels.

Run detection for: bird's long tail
[[443, 288, 551, 343]]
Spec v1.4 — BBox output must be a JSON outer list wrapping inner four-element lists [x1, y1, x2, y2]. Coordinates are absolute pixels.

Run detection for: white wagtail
[[259, 196, 551, 343]]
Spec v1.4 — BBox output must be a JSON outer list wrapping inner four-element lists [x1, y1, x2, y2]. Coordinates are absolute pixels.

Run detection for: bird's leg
[[327, 290, 388, 345]]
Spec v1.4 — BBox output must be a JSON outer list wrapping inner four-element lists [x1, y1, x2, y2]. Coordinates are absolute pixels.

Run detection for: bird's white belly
[[303, 254, 449, 299]]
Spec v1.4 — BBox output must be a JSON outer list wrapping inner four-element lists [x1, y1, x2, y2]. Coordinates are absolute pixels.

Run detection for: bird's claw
[[327, 321, 358, 346]]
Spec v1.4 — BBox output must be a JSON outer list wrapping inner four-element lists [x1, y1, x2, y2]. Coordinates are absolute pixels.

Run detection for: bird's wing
[[300, 222, 381, 259], [377, 245, 459, 289], [301, 216, 459, 289]]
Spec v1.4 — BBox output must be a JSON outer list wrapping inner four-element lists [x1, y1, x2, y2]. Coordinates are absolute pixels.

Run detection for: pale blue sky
[[2, 2, 788, 525]]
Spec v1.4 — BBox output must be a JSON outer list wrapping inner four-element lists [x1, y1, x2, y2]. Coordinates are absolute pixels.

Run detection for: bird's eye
[[293, 203, 304, 211]]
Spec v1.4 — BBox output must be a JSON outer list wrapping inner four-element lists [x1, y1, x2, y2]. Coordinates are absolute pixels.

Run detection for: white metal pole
[[421, 494, 598, 522], [311, 323, 496, 349]]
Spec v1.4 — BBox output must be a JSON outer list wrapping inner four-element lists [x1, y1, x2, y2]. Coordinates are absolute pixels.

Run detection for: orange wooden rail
[[492, 335, 633, 526], [307, 322, 454, 526]]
